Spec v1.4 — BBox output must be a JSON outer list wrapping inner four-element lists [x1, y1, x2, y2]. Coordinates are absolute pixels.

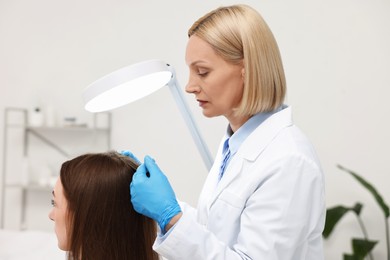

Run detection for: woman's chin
[[58, 241, 69, 251], [201, 110, 219, 118]]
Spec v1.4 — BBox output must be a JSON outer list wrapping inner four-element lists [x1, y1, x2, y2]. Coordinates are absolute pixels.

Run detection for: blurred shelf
[[1, 107, 111, 229]]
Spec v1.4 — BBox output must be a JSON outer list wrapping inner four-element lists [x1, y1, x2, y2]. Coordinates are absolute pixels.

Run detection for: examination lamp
[[83, 59, 213, 170]]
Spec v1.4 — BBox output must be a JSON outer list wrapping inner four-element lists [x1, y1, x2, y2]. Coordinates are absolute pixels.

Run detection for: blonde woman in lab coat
[[128, 4, 325, 260]]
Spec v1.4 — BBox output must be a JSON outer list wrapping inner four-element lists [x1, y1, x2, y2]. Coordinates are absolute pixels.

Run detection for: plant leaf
[[343, 254, 362, 260], [338, 164, 390, 218], [323, 205, 352, 238], [351, 203, 363, 216], [351, 238, 378, 257]]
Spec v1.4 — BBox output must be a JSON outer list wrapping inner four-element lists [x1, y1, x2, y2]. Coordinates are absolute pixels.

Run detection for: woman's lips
[[197, 100, 208, 107]]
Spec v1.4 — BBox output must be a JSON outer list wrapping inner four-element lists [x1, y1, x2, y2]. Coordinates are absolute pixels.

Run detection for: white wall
[[1, 0, 389, 259]]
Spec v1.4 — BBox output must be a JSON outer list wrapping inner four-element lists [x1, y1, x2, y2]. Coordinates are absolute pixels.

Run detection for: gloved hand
[[130, 155, 182, 232], [120, 150, 141, 164]]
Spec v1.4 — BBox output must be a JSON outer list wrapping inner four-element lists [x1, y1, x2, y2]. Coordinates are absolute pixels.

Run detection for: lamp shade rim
[[83, 59, 172, 112]]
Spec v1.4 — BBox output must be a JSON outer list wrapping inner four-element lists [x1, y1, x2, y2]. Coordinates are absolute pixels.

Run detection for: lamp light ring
[[83, 60, 172, 113]]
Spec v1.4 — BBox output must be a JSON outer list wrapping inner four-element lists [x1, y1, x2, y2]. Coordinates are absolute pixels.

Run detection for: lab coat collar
[[239, 105, 293, 161], [226, 107, 279, 159], [209, 105, 293, 206]]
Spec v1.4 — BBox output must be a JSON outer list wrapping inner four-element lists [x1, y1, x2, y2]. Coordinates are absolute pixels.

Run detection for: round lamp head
[[83, 59, 172, 112]]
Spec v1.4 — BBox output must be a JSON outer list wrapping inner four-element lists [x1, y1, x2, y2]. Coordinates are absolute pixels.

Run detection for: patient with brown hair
[[48, 151, 159, 260]]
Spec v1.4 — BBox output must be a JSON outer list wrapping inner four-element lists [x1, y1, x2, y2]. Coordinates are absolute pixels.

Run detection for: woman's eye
[[198, 71, 209, 77], [51, 199, 56, 207]]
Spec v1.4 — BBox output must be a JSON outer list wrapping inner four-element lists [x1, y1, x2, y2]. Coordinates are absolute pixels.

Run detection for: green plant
[[323, 165, 390, 260]]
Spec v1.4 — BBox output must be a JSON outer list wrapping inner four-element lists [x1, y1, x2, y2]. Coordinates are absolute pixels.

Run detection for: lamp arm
[[167, 67, 214, 171]]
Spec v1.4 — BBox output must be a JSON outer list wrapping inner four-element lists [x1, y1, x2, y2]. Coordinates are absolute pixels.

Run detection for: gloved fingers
[[132, 163, 149, 182], [144, 155, 162, 174], [120, 150, 141, 164], [129, 182, 143, 214], [130, 164, 148, 214]]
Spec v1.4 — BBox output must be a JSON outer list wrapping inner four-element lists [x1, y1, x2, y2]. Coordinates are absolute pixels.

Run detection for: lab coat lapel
[[207, 106, 293, 209], [207, 156, 244, 208], [197, 137, 224, 224]]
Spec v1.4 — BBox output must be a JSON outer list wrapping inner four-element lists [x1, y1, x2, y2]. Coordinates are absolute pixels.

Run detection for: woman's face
[[185, 35, 245, 121], [48, 178, 69, 251]]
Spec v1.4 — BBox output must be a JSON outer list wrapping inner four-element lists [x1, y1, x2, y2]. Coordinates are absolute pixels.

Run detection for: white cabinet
[[1, 108, 111, 229]]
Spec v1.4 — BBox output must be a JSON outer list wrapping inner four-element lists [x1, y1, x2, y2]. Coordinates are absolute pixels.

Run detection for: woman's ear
[[241, 67, 245, 79]]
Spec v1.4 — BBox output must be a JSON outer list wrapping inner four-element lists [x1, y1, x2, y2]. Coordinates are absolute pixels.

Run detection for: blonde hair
[[188, 4, 286, 116]]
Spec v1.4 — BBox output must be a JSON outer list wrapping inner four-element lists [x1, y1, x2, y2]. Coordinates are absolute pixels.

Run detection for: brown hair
[[188, 4, 286, 116], [60, 151, 159, 260]]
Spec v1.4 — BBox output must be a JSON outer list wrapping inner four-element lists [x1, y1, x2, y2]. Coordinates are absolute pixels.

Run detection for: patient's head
[[49, 151, 158, 260]]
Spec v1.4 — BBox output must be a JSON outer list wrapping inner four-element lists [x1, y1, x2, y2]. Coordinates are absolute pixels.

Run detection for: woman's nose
[[185, 73, 199, 94], [185, 77, 200, 94], [48, 209, 54, 221], [185, 82, 196, 94]]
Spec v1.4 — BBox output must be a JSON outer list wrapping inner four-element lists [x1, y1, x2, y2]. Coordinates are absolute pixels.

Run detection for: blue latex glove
[[120, 150, 141, 165], [130, 155, 181, 232]]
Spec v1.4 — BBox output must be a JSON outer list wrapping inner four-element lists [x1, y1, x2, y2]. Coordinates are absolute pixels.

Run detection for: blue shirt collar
[[225, 106, 283, 156]]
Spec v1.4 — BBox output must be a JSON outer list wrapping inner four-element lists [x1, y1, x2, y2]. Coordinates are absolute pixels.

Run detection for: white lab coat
[[154, 106, 325, 260]]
